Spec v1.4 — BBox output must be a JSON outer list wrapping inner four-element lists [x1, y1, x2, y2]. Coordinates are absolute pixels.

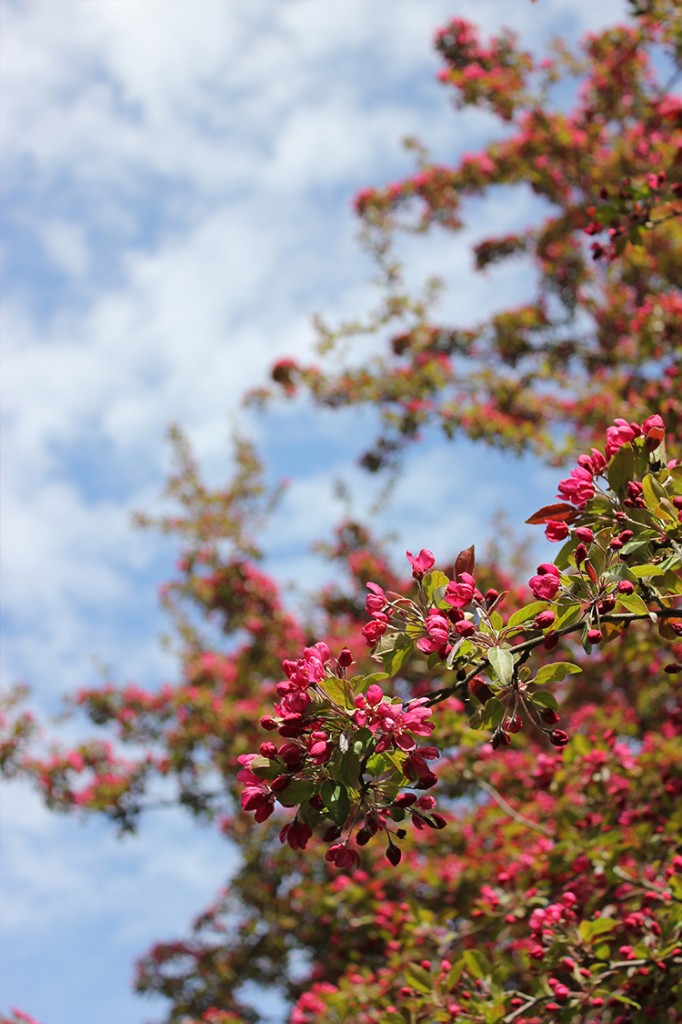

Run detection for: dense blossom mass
[[2, 2, 681, 1024]]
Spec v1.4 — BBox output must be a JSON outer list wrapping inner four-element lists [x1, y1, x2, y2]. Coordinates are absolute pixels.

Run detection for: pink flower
[[577, 448, 607, 476], [325, 843, 360, 869], [404, 745, 440, 787], [365, 582, 386, 615], [444, 572, 476, 608], [416, 611, 450, 653], [534, 610, 556, 629], [556, 465, 595, 507], [642, 413, 665, 449], [407, 549, 435, 578], [356, 695, 434, 751], [529, 563, 561, 601], [281, 644, 328, 689], [274, 689, 311, 719], [605, 418, 640, 458], [240, 785, 275, 822], [545, 521, 569, 542], [362, 616, 388, 646], [279, 819, 313, 851]]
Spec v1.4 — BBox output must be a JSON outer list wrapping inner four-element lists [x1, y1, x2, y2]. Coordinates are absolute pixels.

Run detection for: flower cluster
[[238, 638, 443, 867]]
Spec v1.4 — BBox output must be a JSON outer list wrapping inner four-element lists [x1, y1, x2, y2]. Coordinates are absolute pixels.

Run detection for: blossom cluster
[[238, 639, 443, 867], [238, 415, 681, 865]]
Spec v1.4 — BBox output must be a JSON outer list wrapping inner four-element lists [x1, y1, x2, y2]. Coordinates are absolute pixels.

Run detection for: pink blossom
[[362, 616, 388, 646], [279, 819, 313, 851], [365, 582, 386, 615], [404, 745, 440, 787], [406, 549, 435, 578], [416, 610, 450, 653], [240, 785, 275, 822], [556, 465, 595, 507], [545, 521, 569, 542], [325, 843, 360, 869], [281, 643, 329, 690], [529, 563, 561, 601], [356, 695, 434, 751], [444, 572, 476, 608], [577, 448, 607, 476], [605, 418, 640, 458]]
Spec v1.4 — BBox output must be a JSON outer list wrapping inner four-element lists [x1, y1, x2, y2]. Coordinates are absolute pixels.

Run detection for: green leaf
[[533, 662, 582, 686], [463, 949, 490, 979], [629, 563, 667, 578], [444, 962, 465, 989], [610, 994, 642, 1009], [579, 917, 617, 942], [468, 709, 484, 730], [351, 727, 375, 757], [321, 780, 351, 826], [333, 750, 362, 789], [350, 672, 388, 695], [669, 465, 682, 495], [423, 570, 450, 606], [276, 779, 315, 807], [365, 752, 393, 776], [617, 592, 652, 617], [488, 647, 514, 685], [607, 443, 635, 497], [528, 690, 559, 712], [404, 963, 433, 994], [507, 601, 549, 629], [489, 697, 505, 731], [247, 755, 280, 780], [619, 531, 658, 556], [553, 602, 583, 630], [378, 633, 414, 676], [319, 676, 352, 708], [385, 749, 408, 773], [489, 610, 504, 631], [642, 474, 678, 523]]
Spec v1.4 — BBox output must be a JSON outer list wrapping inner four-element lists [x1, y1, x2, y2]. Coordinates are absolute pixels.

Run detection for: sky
[[0, 1, 630, 1022]]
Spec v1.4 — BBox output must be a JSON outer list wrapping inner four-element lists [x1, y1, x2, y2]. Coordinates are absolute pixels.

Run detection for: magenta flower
[[444, 572, 476, 608], [355, 694, 434, 751], [545, 520, 569, 542], [416, 610, 450, 653], [365, 581, 386, 615], [556, 465, 595, 507], [406, 548, 435, 578], [529, 563, 561, 600], [605, 418, 640, 459]]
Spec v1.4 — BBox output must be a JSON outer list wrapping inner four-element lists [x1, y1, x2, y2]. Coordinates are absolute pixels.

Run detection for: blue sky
[[0, 1, 629, 1022]]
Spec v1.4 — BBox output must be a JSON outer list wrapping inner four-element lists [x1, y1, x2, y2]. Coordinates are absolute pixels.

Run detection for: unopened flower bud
[[386, 843, 402, 866], [534, 610, 555, 630], [469, 676, 493, 705], [337, 647, 354, 667]]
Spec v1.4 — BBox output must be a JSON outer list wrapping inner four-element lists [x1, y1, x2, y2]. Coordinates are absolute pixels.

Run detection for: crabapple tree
[[2, 2, 681, 1023]]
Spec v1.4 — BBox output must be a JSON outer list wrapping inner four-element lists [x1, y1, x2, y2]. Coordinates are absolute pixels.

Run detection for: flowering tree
[[2, 2, 681, 1023]]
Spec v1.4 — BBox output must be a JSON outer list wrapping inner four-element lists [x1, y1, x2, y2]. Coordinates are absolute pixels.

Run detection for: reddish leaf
[[525, 503, 579, 525], [454, 544, 475, 579]]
